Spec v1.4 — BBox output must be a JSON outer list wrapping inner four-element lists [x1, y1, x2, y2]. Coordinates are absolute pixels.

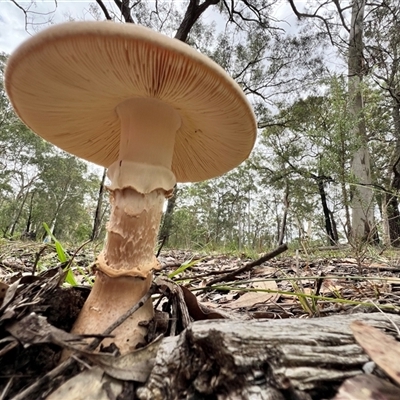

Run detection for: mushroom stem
[[117, 97, 180, 168], [100, 188, 166, 277], [71, 98, 181, 353], [72, 271, 153, 352], [72, 188, 164, 352]]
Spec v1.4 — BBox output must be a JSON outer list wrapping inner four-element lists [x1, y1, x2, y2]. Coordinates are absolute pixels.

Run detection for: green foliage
[[43, 222, 77, 286], [168, 258, 203, 279], [169, 163, 265, 251], [0, 54, 105, 243]]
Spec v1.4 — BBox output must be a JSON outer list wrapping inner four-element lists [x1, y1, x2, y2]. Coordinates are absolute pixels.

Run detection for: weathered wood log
[[137, 313, 400, 400]]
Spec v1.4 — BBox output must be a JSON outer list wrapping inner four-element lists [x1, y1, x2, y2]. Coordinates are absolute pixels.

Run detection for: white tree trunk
[[349, 0, 374, 241]]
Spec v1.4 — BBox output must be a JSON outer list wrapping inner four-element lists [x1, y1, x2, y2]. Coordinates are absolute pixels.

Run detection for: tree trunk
[[340, 131, 352, 240], [46, 183, 70, 241], [158, 184, 178, 246], [277, 183, 289, 246], [25, 191, 35, 234], [349, 0, 374, 242], [91, 168, 107, 241], [316, 178, 336, 245], [385, 100, 400, 246], [330, 210, 339, 244], [9, 188, 31, 237], [138, 313, 400, 400]]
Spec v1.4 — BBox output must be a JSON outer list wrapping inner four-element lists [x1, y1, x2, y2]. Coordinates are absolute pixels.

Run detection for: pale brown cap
[[5, 21, 257, 182]]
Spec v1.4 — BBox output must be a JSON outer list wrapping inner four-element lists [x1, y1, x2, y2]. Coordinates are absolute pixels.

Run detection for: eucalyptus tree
[[170, 162, 259, 250], [1, 54, 104, 241], [0, 54, 53, 237], [256, 77, 357, 245], [363, 1, 400, 245], [287, 0, 375, 243]]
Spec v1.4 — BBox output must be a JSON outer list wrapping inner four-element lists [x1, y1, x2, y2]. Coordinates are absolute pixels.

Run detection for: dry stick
[[0, 377, 13, 400], [31, 245, 47, 276], [156, 236, 167, 257], [206, 244, 288, 286], [12, 285, 158, 400]]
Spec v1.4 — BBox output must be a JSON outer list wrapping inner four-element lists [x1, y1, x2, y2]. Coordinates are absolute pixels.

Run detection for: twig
[[31, 245, 47, 275], [156, 236, 167, 257], [206, 244, 288, 286], [66, 239, 92, 270], [11, 358, 75, 400], [366, 299, 400, 337], [0, 377, 13, 400], [12, 284, 158, 400]]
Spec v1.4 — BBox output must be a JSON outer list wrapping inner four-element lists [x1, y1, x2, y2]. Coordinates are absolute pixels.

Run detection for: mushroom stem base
[[71, 271, 153, 353]]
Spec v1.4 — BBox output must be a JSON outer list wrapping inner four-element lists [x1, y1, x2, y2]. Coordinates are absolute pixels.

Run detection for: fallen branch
[[206, 243, 288, 286], [137, 313, 400, 399]]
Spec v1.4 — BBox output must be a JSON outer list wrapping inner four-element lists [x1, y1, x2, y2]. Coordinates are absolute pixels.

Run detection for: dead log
[[137, 313, 400, 400]]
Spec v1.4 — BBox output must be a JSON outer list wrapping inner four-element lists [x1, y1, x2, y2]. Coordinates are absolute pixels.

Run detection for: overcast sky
[[1, 1, 96, 54], [0, 0, 300, 54]]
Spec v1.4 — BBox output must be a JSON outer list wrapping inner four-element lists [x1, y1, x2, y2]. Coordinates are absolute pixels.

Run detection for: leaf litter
[[1, 241, 400, 398]]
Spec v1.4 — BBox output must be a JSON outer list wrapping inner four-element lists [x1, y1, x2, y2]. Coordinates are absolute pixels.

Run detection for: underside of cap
[[5, 21, 257, 182]]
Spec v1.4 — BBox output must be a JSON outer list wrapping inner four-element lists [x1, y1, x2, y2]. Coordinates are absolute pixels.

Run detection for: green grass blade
[[43, 222, 78, 286], [168, 258, 204, 279], [64, 269, 78, 286], [55, 241, 68, 263]]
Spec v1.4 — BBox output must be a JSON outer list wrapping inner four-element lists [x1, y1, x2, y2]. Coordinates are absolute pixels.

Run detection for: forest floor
[[0, 240, 400, 399]]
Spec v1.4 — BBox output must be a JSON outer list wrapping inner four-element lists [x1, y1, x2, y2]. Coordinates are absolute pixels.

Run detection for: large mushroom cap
[[5, 21, 257, 182]]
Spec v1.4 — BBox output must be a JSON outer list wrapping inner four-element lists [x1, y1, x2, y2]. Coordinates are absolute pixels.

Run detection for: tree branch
[[96, 0, 112, 20], [113, 0, 134, 23], [287, 0, 337, 46], [206, 243, 288, 286], [175, 0, 220, 42]]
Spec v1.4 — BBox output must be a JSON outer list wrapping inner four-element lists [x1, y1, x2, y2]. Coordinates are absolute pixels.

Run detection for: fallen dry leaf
[[0, 281, 8, 307], [6, 313, 84, 347], [47, 366, 123, 400], [180, 286, 227, 320], [367, 263, 388, 269], [321, 279, 343, 294], [351, 320, 400, 385], [333, 374, 400, 400], [341, 258, 358, 264], [252, 266, 277, 276], [85, 335, 163, 382], [222, 280, 279, 309]]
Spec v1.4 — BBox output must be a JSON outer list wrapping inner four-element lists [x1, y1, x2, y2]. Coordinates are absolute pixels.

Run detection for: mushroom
[[5, 21, 257, 354]]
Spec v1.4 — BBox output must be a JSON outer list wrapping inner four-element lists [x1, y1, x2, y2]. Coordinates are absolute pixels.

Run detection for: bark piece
[[351, 320, 400, 385], [137, 313, 400, 400], [333, 374, 400, 400]]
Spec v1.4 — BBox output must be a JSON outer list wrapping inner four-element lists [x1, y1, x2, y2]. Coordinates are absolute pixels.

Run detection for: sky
[[1, 1, 98, 54], [0, 0, 301, 54]]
